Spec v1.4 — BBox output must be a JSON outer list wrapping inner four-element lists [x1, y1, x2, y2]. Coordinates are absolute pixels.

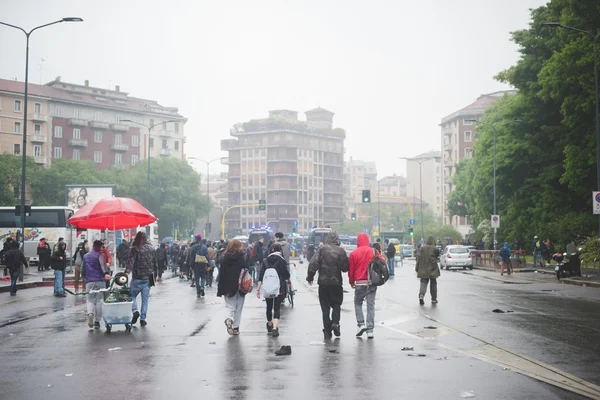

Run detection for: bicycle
[[286, 263, 297, 307]]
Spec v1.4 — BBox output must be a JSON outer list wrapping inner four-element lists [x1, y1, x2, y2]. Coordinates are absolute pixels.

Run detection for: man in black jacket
[[385, 239, 397, 277], [306, 231, 349, 339]]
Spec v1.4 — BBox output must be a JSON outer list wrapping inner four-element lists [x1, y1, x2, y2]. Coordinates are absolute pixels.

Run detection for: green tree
[[0, 154, 41, 206]]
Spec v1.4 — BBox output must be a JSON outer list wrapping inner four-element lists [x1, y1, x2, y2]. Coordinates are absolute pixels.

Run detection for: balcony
[[89, 121, 110, 129], [159, 148, 174, 156], [443, 142, 452, 150], [34, 156, 47, 164], [159, 130, 173, 137], [111, 143, 130, 152], [221, 139, 238, 151], [30, 113, 47, 122], [68, 139, 88, 147], [30, 135, 47, 143], [69, 118, 87, 127], [112, 163, 127, 169], [110, 123, 129, 132]]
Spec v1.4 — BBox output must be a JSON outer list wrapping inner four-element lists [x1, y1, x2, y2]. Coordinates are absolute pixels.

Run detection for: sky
[[0, 0, 547, 178]]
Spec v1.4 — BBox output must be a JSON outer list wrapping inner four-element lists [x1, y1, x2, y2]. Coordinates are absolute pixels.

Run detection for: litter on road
[[309, 341, 325, 346], [460, 390, 476, 398], [492, 309, 514, 313], [108, 347, 122, 352], [401, 347, 414, 351], [209, 341, 216, 345], [408, 353, 427, 357], [423, 326, 438, 329], [65, 373, 73, 377]]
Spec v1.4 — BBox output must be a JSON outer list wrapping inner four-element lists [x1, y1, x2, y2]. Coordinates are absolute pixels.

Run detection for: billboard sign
[[65, 185, 116, 212]]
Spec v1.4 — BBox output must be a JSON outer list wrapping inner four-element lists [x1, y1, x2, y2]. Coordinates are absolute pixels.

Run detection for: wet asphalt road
[[0, 259, 599, 400]]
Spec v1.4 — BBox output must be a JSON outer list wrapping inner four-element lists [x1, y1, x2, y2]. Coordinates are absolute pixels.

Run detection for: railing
[[111, 143, 130, 152], [89, 121, 110, 129], [68, 139, 88, 147], [68, 118, 87, 126], [30, 113, 47, 122], [110, 123, 129, 132], [34, 156, 46, 164], [470, 250, 528, 269], [30, 135, 47, 143], [159, 130, 173, 137]]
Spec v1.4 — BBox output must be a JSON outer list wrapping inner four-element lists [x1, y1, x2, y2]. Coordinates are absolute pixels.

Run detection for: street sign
[[409, 219, 416, 225], [491, 215, 500, 228], [593, 192, 600, 215]]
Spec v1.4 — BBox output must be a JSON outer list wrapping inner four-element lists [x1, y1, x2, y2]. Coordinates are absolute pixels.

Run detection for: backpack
[[238, 268, 254, 295], [499, 247, 509, 259], [368, 249, 389, 286], [261, 264, 280, 298]]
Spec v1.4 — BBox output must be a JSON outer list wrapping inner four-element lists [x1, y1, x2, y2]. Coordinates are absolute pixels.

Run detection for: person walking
[[178, 242, 189, 280], [306, 231, 349, 339], [257, 243, 290, 337], [188, 235, 209, 298], [126, 231, 156, 327], [275, 232, 290, 266], [36, 238, 51, 272], [117, 239, 130, 269], [217, 239, 247, 335], [349, 233, 384, 339], [73, 239, 89, 293], [51, 241, 67, 297], [82, 240, 110, 329], [532, 236, 542, 268], [252, 237, 265, 282], [207, 242, 217, 288], [385, 239, 397, 277], [4, 240, 27, 296], [416, 237, 441, 305], [155, 243, 168, 282], [499, 242, 512, 276]]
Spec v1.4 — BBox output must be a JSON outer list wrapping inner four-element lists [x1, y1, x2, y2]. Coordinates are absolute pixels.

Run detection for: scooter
[[554, 249, 582, 280]]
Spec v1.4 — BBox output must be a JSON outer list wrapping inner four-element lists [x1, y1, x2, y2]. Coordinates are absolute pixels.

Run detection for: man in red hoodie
[[348, 232, 386, 339]]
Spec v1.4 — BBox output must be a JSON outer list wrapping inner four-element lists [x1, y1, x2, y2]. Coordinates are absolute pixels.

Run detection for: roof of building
[[305, 107, 334, 115], [440, 90, 516, 124], [413, 150, 442, 159]]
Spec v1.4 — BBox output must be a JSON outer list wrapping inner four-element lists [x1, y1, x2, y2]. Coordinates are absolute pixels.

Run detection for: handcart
[[102, 272, 133, 333]]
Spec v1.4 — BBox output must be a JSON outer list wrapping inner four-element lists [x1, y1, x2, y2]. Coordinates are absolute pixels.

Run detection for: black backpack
[[368, 249, 389, 286]]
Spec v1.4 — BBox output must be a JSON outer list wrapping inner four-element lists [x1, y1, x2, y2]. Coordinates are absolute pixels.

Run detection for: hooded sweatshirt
[[349, 233, 385, 286], [259, 251, 291, 295], [306, 231, 349, 286]]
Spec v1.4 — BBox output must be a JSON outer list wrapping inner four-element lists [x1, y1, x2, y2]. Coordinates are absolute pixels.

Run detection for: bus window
[[0, 211, 16, 228], [25, 210, 62, 227]]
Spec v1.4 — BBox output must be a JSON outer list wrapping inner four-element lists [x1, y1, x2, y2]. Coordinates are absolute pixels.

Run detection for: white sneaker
[[367, 331, 374, 339], [356, 325, 367, 337], [87, 313, 94, 329]]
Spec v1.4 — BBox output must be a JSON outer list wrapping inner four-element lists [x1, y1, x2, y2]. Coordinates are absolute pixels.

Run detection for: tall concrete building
[[222, 108, 345, 236], [343, 158, 377, 213], [440, 91, 515, 234], [406, 151, 442, 217]]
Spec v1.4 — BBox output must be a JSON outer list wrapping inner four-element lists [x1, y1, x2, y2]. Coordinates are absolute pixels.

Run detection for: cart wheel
[[125, 324, 132, 333], [105, 324, 112, 333]]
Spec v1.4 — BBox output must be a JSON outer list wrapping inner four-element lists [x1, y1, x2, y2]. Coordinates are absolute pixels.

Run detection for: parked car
[[401, 245, 414, 258], [440, 245, 473, 270]]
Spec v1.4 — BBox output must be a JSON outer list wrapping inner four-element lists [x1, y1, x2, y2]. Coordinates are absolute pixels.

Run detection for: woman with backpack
[[217, 239, 247, 335], [256, 243, 290, 337]]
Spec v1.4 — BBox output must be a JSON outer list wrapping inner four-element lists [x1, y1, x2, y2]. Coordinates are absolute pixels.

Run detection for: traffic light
[[351, 212, 356, 220], [292, 227, 296, 236], [362, 190, 371, 203], [258, 199, 266, 211], [408, 227, 414, 236]]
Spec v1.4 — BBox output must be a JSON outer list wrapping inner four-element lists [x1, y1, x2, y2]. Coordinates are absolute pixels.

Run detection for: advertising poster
[[65, 185, 116, 212]]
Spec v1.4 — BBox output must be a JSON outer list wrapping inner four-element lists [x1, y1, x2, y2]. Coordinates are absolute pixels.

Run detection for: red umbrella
[[68, 197, 157, 230]]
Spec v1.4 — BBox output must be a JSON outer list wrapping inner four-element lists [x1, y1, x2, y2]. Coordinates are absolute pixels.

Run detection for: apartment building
[[406, 151, 442, 217], [222, 108, 345, 236], [440, 90, 515, 233], [343, 158, 378, 214]]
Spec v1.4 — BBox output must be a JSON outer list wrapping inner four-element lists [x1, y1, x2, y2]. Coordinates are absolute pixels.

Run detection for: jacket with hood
[[275, 238, 291, 265], [253, 240, 265, 264], [306, 232, 349, 287], [349, 233, 385, 286], [259, 251, 291, 295], [217, 250, 246, 297], [499, 243, 511, 261], [50, 242, 68, 271], [415, 239, 440, 279]]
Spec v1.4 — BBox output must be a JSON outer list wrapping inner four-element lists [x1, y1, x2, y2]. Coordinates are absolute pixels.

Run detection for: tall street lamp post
[[187, 157, 225, 236], [0, 17, 82, 255], [121, 119, 177, 208], [542, 22, 600, 237], [400, 156, 440, 242]]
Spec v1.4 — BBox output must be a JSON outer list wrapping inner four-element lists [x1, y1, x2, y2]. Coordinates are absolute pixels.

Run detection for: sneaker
[[332, 323, 341, 337], [140, 320, 147, 327], [431, 299, 438, 304], [57, 294, 67, 298], [225, 318, 234, 336], [275, 345, 291, 356], [132, 311, 140, 325], [10, 292, 16, 296], [356, 325, 367, 337], [367, 331, 374, 339], [201, 289, 205, 297], [87, 313, 94, 328], [419, 297, 425, 306], [271, 328, 280, 337], [266, 322, 273, 333], [94, 321, 100, 330], [323, 329, 333, 340], [190, 283, 196, 287], [232, 328, 240, 335]]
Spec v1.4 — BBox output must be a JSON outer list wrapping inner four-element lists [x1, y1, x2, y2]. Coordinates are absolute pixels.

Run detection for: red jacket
[[349, 233, 385, 285]]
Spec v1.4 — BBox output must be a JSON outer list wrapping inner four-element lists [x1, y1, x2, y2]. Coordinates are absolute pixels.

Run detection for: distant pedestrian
[[544, 239, 554, 266], [50, 241, 67, 297], [252, 237, 265, 281], [126, 231, 156, 327], [499, 242, 511, 276], [257, 243, 290, 337], [82, 240, 110, 329], [188, 235, 209, 298], [349, 232, 385, 339], [52, 237, 65, 253], [532, 236, 542, 268], [306, 231, 349, 339], [4, 240, 27, 296], [37, 238, 51, 271], [275, 232, 291, 267], [217, 239, 247, 335], [73, 239, 89, 293], [117, 239, 130, 269], [155, 243, 167, 282], [385, 239, 397, 277], [207, 242, 217, 287], [307, 243, 316, 261], [416, 237, 441, 305]]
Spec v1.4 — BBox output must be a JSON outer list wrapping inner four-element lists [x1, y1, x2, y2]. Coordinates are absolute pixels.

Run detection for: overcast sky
[[0, 0, 546, 178]]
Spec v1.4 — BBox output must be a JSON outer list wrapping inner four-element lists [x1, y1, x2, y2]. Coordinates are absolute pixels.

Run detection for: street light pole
[[0, 18, 82, 258], [542, 23, 600, 237]]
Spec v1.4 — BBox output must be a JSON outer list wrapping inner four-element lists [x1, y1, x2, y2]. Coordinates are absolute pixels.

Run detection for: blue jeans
[[387, 257, 395, 276], [54, 270, 65, 295], [533, 252, 541, 267], [195, 274, 206, 295], [130, 279, 150, 320], [9, 269, 19, 294]]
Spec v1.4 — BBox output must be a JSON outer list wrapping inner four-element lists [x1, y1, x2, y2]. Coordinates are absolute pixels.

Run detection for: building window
[[131, 135, 139, 147], [463, 119, 473, 126], [55, 105, 62, 117], [73, 108, 80, 118], [162, 139, 167, 149], [131, 155, 138, 165], [174, 123, 179, 133], [54, 147, 62, 159], [149, 138, 154, 148], [13, 143, 20, 155], [94, 111, 102, 121], [14, 122, 21, 133], [54, 126, 62, 138], [94, 131, 102, 143], [34, 103, 41, 113], [14, 100, 22, 112], [115, 133, 122, 145], [94, 151, 102, 163], [114, 153, 122, 164], [34, 124, 41, 136], [465, 131, 472, 142], [174, 141, 179, 150], [465, 148, 472, 158], [73, 128, 81, 139], [33, 145, 41, 157], [72, 149, 80, 160]]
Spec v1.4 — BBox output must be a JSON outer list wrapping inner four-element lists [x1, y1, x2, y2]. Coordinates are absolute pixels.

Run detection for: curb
[[472, 266, 536, 273], [560, 278, 600, 288]]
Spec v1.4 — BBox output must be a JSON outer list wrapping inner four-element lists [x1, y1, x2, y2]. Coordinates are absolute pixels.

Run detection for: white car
[[440, 245, 473, 270]]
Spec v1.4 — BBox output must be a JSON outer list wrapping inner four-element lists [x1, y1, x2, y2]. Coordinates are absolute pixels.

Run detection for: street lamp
[[121, 119, 177, 208], [542, 22, 600, 237], [466, 119, 521, 249], [187, 157, 225, 235], [0, 17, 82, 256], [400, 156, 441, 242]]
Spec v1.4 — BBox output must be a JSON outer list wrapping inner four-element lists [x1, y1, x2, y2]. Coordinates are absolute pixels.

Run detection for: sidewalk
[[472, 263, 600, 288]]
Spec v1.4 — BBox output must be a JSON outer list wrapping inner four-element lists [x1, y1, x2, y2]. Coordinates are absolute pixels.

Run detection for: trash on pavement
[[401, 347, 414, 351], [437, 357, 449, 361], [408, 353, 427, 357], [65, 373, 73, 377], [460, 390, 475, 398], [423, 326, 437, 329], [492, 309, 514, 313], [328, 348, 337, 353], [108, 347, 122, 352], [309, 341, 325, 346], [47, 384, 53, 388], [209, 341, 216, 345]]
